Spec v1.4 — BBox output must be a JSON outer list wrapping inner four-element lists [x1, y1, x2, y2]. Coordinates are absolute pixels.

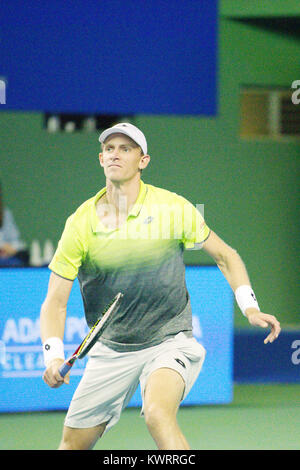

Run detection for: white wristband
[[43, 337, 65, 367], [235, 285, 260, 317]]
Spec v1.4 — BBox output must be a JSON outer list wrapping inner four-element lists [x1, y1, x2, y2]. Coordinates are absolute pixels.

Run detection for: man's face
[[99, 133, 149, 183]]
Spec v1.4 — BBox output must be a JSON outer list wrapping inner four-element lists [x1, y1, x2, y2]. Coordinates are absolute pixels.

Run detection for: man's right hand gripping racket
[[59, 292, 123, 378]]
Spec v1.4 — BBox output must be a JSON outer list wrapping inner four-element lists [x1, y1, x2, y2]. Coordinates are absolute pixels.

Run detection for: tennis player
[[41, 123, 281, 450]]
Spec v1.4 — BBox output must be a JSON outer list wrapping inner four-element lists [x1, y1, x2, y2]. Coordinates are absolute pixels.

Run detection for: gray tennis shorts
[[64, 332, 206, 432]]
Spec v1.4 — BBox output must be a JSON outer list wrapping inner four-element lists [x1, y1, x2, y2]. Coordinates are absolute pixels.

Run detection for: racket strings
[[101, 297, 116, 316], [77, 293, 123, 358]]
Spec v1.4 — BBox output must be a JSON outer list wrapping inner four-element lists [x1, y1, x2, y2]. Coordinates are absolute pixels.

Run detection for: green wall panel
[[1, 13, 299, 327]]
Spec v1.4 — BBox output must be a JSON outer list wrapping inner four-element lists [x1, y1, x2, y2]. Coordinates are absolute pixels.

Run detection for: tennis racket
[[59, 292, 123, 378]]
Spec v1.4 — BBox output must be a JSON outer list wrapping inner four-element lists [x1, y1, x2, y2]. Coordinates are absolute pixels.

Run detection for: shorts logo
[[175, 358, 186, 369]]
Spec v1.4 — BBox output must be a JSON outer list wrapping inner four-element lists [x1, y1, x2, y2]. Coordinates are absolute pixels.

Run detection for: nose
[[108, 150, 121, 167], [111, 149, 120, 159]]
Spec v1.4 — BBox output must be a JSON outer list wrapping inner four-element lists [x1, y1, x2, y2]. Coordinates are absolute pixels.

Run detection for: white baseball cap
[[99, 122, 147, 155]]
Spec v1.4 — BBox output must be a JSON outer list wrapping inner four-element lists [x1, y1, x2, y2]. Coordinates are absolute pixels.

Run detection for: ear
[[139, 154, 151, 171], [99, 152, 104, 167]]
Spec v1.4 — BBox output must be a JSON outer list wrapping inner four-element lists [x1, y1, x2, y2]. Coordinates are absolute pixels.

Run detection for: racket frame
[[58, 292, 123, 377]]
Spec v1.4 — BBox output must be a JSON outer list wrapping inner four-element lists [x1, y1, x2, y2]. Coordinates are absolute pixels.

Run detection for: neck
[[105, 175, 141, 216]]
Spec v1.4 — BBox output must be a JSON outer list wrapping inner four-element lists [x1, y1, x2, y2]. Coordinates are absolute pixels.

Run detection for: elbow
[[216, 246, 239, 271], [40, 299, 47, 319], [40, 296, 67, 319]]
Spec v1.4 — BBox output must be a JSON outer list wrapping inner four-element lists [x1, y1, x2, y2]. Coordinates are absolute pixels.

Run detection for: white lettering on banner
[[291, 80, 300, 105], [65, 317, 88, 342], [1, 317, 87, 345], [1, 348, 88, 378], [291, 340, 300, 365], [2, 319, 19, 343], [2, 318, 40, 343], [0, 341, 6, 365], [0, 316, 88, 378]]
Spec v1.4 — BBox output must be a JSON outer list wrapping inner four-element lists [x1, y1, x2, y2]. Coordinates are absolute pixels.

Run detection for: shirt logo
[[143, 216, 154, 224]]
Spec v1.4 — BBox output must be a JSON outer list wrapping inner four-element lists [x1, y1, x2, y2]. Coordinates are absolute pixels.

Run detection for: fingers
[[42, 359, 67, 388], [247, 312, 281, 344], [264, 327, 280, 344], [255, 319, 269, 328], [263, 315, 281, 344], [43, 368, 64, 388]]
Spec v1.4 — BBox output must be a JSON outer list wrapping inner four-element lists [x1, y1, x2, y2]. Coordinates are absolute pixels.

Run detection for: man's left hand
[[245, 309, 281, 344]]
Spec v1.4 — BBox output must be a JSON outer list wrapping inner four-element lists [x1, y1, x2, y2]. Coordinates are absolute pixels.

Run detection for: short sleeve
[[48, 215, 84, 280], [181, 200, 210, 250]]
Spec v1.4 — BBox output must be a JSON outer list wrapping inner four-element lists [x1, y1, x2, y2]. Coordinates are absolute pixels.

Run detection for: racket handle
[[59, 361, 73, 378]]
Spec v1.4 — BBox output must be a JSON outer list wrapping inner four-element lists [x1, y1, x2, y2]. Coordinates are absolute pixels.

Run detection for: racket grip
[[59, 361, 73, 378]]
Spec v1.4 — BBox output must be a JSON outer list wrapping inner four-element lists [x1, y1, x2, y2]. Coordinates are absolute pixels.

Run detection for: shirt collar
[[128, 180, 148, 217], [91, 180, 148, 232]]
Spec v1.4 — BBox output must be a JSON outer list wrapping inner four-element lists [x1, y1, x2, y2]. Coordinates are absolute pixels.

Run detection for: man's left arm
[[202, 230, 281, 344]]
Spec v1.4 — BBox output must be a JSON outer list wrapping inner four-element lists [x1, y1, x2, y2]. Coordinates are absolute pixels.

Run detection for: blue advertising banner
[[0, 266, 233, 413], [0, 1, 218, 115]]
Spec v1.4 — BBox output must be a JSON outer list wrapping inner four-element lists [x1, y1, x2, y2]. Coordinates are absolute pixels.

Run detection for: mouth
[[108, 164, 121, 168]]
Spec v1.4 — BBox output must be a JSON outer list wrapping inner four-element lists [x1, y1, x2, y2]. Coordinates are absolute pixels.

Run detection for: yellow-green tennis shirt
[[49, 180, 210, 351]]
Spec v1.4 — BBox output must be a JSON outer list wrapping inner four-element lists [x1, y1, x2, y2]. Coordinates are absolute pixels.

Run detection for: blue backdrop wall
[[0, 1, 218, 115], [0, 266, 233, 412]]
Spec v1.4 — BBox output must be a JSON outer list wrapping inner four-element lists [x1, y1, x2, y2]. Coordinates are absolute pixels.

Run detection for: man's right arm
[[40, 272, 74, 388]]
